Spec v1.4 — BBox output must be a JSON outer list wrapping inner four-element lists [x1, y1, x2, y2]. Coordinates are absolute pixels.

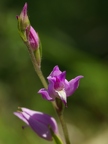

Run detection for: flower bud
[[17, 3, 30, 32], [26, 26, 39, 50]]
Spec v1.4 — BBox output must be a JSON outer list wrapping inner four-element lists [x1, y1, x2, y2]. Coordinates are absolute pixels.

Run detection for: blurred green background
[[0, 0, 108, 144]]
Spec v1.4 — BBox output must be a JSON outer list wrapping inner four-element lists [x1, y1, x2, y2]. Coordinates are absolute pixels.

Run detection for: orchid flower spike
[[38, 65, 84, 106], [14, 107, 58, 141]]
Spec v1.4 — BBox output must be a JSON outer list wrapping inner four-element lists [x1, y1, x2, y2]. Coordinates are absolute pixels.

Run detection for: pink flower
[[14, 107, 58, 141], [38, 65, 83, 106]]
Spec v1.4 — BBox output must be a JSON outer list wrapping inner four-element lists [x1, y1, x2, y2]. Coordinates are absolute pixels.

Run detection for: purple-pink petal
[[21, 3, 27, 17], [29, 116, 52, 140], [59, 71, 66, 82], [18, 3, 28, 22], [14, 112, 29, 125], [38, 88, 54, 101], [29, 113, 58, 134], [26, 26, 39, 50], [49, 65, 62, 77], [66, 75, 84, 96]]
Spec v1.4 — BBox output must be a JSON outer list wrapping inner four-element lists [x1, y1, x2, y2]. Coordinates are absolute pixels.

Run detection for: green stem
[[58, 112, 71, 144], [26, 42, 47, 88]]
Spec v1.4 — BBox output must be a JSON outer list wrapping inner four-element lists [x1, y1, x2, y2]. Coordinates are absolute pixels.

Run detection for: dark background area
[[0, 0, 108, 144]]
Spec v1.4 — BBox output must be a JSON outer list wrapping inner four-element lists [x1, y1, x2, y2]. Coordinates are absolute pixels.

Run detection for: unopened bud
[[17, 3, 30, 31], [26, 26, 39, 50]]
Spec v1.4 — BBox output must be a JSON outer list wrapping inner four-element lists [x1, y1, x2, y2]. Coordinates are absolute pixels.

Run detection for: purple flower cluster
[[14, 3, 84, 142]]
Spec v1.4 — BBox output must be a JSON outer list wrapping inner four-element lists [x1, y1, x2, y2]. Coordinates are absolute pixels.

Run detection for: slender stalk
[[58, 113, 70, 144], [55, 99, 71, 144], [26, 42, 48, 88], [26, 42, 70, 144]]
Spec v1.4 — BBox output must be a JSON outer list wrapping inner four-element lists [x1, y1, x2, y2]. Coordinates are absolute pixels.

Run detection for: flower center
[[54, 77, 64, 90]]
